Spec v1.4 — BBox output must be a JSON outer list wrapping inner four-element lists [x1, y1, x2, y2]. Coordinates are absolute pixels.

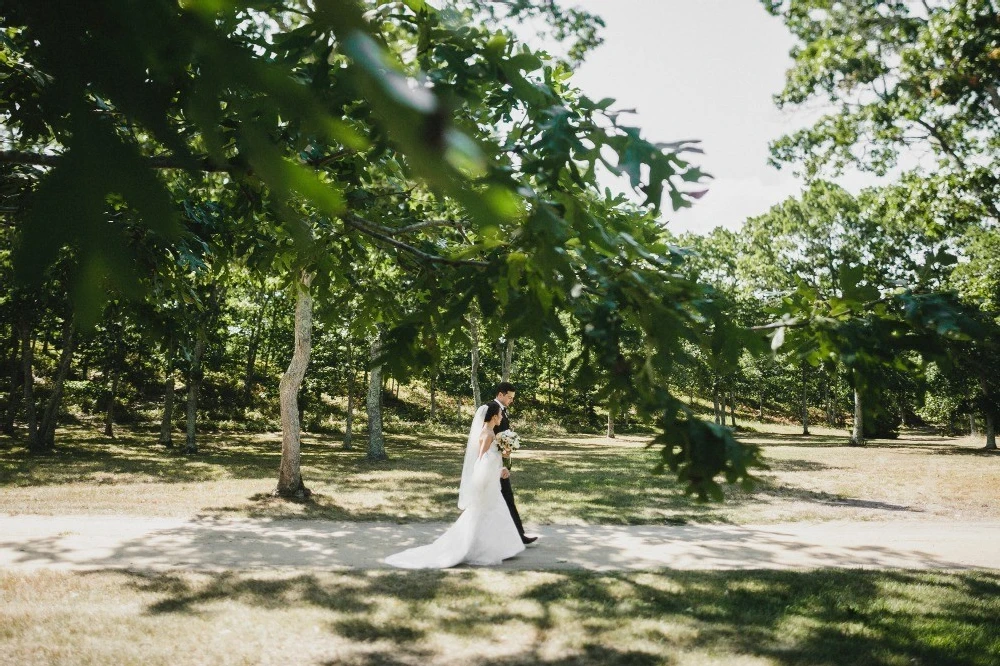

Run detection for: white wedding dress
[[384, 406, 525, 569]]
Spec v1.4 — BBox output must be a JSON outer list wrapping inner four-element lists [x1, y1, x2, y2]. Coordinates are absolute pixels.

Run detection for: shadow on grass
[[106, 568, 1000, 666]]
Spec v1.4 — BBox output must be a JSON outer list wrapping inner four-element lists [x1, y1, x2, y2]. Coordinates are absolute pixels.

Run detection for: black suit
[[491, 400, 525, 538]]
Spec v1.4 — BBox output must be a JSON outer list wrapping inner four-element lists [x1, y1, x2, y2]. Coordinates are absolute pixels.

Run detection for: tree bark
[[429, 373, 436, 421], [985, 411, 997, 451], [850, 385, 865, 446], [469, 311, 481, 408], [606, 406, 615, 438], [728, 388, 737, 428], [801, 362, 810, 436], [276, 271, 313, 498], [184, 332, 206, 454], [344, 341, 354, 450], [103, 366, 120, 438], [712, 377, 721, 425], [970, 413, 977, 437], [366, 325, 387, 461], [20, 317, 39, 452], [159, 336, 176, 447], [502, 337, 514, 383], [3, 326, 21, 435], [242, 294, 269, 405], [38, 315, 74, 447]]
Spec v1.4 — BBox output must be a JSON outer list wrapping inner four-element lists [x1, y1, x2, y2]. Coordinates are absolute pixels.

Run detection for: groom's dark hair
[[495, 382, 516, 396]]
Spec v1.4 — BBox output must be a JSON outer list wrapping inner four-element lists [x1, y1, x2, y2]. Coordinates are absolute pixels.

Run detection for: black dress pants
[[499, 476, 524, 537]]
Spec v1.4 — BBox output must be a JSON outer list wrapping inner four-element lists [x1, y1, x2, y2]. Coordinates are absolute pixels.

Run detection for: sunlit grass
[[1, 568, 997, 665], [1, 424, 996, 524]]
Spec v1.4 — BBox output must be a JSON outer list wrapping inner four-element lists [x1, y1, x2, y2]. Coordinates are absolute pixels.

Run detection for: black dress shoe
[[521, 535, 538, 545]]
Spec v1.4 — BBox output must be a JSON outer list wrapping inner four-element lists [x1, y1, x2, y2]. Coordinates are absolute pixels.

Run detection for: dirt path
[[1, 514, 997, 572]]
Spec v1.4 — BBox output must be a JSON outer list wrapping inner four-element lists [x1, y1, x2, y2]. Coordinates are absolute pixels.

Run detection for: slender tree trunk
[[159, 337, 176, 447], [502, 337, 514, 383], [276, 272, 313, 498], [184, 332, 206, 454], [429, 373, 436, 421], [457, 395, 463, 423], [367, 325, 387, 461], [39, 315, 74, 447], [242, 295, 269, 405], [3, 327, 20, 435], [712, 377, 721, 425], [850, 384, 865, 447], [469, 311, 481, 408], [103, 366, 120, 438], [758, 387, 764, 420], [20, 317, 39, 451], [984, 411, 997, 451], [607, 406, 615, 438], [344, 341, 354, 450], [799, 362, 810, 436], [728, 388, 737, 428], [970, 413, 977, 437]]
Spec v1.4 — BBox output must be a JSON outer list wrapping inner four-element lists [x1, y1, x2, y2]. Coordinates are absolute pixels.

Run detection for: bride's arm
[[477, 431, 493, 459]]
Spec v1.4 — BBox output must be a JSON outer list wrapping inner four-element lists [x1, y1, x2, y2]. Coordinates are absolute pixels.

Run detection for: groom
[[490, 382, 538, 545]]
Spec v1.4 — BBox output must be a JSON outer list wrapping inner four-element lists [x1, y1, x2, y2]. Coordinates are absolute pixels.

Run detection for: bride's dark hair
[[484, 402, 501, 422]]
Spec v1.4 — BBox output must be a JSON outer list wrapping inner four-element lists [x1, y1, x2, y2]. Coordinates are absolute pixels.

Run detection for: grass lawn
[[0, 423, 996, 525], [1, 568, 997, 665]]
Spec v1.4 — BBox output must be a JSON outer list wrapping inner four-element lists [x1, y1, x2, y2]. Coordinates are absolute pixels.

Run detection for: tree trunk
[[103, 366, 120, 438], [3, 326, 21, 435], [985, 411, 997, 451], [20, 318, 39, 451], [850, 385, 865, 446], [469, 311, 481, 408], [242, 295, 269, 405], [159, 337, 176, 447], [606, 407, 615, 438], [970, 413, 977, 436], [429, 373, 436, 421], [184, 332, 206, 454], [801, 362, 810, 436], [502, 337, 514, 383], [38, 315, 74, 447], [712, 378, 721, 425], [728, 388, 737, 428], [344, 341, 354, 450], [366, 325, 387, 461], [457, 395, 463, 423], [758, 388, 764, 421], [276, 272, 313, 498]]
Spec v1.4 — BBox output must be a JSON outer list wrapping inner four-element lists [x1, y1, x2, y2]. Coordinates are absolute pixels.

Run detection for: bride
[[384, 402, 525, 568]]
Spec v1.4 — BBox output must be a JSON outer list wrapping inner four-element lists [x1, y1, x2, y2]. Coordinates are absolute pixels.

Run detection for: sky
[[560, 0, 881, 235]]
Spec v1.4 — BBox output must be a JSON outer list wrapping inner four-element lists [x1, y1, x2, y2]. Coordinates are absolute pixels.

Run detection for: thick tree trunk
[[367, 325, 387, 461], [850, 385, 865, 447], [184, 333, 206, 454], [38, 315, 74, 447], [276, 272, 313, 498], [801, 362, 810, 436], [469, 312, 481, 408], [20, 318, 39, 451], [985, 411, 997, 451], [159, 337, 176, 447], [502, 337, 514, 383]]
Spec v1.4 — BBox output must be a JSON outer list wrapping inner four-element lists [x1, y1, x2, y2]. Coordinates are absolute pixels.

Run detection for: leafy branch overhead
[[0, 0, 755, 499]]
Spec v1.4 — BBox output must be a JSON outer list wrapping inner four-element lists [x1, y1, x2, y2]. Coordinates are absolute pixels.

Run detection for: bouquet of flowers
[[496, 430, 521, 459]]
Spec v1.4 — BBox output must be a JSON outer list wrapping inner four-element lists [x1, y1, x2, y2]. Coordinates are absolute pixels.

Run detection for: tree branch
[[0, 150, 246, 173], [343, 213, 488, 267]]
